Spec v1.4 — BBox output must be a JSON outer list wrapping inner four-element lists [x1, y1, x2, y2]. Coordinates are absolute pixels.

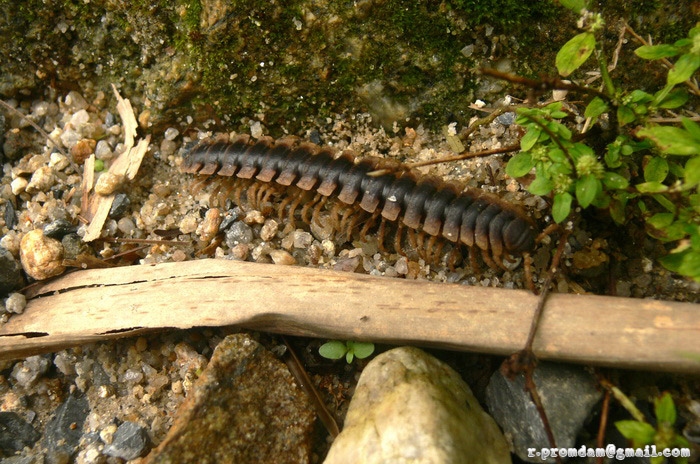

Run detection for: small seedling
[[318, 340, 375, 364], [615, 392, 691, 463]]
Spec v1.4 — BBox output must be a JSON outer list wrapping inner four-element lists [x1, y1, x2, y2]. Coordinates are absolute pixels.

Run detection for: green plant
[[504, 2, 700, 281], [318, 340, 375, 364], [615, 392, 691, 463]]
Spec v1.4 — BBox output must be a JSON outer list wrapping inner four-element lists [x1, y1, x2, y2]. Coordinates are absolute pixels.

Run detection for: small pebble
[[269, 249, 296, 265], [70, 138, 96, 165], [102, 421, 150, 460], [109, 193, 131, 218], [293, 230, 313, 249], [164, 127, 179, 141], [25, 166, 55, 193], [243, 210, 265, 224], [49, 152, 70, 171], [94, 140, 114, 160], [19, 229, 65, 280], [10, 177, 28, 195], [94, 172, 125, 196], [11, 355, 51, 388], [229, 243, 250, 260], [225, 221, 254, 246], [5, 292, 26, 314], [260, 219, 279, 241], [197, 209, 222, 242]]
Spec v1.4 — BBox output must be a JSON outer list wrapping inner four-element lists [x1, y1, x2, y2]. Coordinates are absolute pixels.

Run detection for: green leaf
[[655, 392, 677, 425], [349, 342, 375, 359], [668, 53, 700, 87], [657, 89, 689, 109], [637, 126, 700, 155], [559, 0, 587, 13], [681, 117, 700, 140], [605, 144, 622, 168], [644, 156, 669, 183], [345, 351, 355, 363], [520, 128, 541, 151], [319, 341, 348, 360], [552, 192, 573, 223], [506, 152, 535, 177], [647, 212, 675, 230], [617, 105, 636, 126], [615, 420, 656, 447], [636, 182, 669, 193], [603, 172, 629, 189], [556, 32, 596, 77], [635, 44, 681, 60], [684, 157, 700, 186], [576, 175, 599, 208], [677, 249, 700, 279], [584, 97, 609, 120], [527, 176, 553, 196]]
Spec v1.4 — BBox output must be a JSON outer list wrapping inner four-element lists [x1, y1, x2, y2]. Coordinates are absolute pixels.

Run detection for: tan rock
[[324, 346, 512, 464], [19, 229, 65, 280]]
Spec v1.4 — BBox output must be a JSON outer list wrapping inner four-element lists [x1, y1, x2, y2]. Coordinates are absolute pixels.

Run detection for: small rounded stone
[[25, 166, 55, 194], [20, 229, 66, 280], [94, 172, 125, 195]]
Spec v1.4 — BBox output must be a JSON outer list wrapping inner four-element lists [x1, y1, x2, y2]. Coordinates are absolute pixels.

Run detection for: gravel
[[0, 89, 698, 461]]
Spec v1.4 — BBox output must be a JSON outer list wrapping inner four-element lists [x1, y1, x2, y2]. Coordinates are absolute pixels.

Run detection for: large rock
[[144, 333, 315, 464], [325, 346, 511, 464], [485, 362, 602, 463]]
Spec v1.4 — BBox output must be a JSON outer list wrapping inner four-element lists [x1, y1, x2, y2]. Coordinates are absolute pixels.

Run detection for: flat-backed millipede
[[181, 134, 537, 270]]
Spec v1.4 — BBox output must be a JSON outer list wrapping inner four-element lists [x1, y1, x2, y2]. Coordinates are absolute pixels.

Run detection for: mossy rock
[[0, 0, 695, 134]]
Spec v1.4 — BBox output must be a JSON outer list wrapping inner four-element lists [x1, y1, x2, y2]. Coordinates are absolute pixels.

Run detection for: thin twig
[[595, 387, 611, 464], [405, 143, 521, 169], [0, 99, 80, 174], [481, 68, 613, 104], [281, 336, 340, 438]]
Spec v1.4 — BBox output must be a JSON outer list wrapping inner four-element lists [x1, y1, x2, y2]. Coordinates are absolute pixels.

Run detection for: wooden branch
[[2, 259, 698, 372]]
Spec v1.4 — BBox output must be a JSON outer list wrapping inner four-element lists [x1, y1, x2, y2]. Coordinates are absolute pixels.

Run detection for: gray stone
[[43, 393, 90, 461], [0, 247, 24, 298], [103, 421, 150, 460], [324, 346, 511, 464], [225, 221, 254, 246], [485, 362, 602, 463], [0, 411, 41, 456]]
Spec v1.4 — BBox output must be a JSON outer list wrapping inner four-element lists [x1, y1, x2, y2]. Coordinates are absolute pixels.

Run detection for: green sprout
[[318, 340, 375, 364], [615, 392, 691, 464]]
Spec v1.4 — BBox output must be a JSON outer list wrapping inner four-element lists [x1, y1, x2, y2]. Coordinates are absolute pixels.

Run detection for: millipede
[[181, 134, 538, 272]]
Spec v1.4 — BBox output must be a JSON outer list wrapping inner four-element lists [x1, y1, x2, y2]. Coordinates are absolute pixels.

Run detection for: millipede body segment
[[181, 134, 537, 269]]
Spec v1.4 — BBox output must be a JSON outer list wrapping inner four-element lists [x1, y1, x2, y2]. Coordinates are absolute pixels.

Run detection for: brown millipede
[[181, 134, 537, 270]]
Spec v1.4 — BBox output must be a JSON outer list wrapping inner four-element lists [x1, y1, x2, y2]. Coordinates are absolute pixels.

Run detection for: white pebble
[[26, 166, 55, 193], [94, 140, 114, 160], [10, 177, 28, 195], [49, 152, 70, 171], [70, 109, 90, 126], [250, 121, 263, 139], [5, 293, 26, 314], [164, 127, 180, 141]]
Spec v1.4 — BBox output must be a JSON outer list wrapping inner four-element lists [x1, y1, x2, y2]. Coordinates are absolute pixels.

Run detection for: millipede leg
[[468, 248, 479, 273], [377, 219, 388, 253], [288, 196, 305, 228], [278, 196, 293, 222], [339, 208, 354, 242], [301, 194, 321, 224], [359, 211, 380, 241], [481, 248, 499, 270], [312, 197, 329, 226], [395, 223, 406, 256]]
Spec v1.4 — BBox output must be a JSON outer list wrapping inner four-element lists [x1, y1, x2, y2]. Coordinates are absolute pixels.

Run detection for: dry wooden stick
[[1, 259, 698, 372]]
